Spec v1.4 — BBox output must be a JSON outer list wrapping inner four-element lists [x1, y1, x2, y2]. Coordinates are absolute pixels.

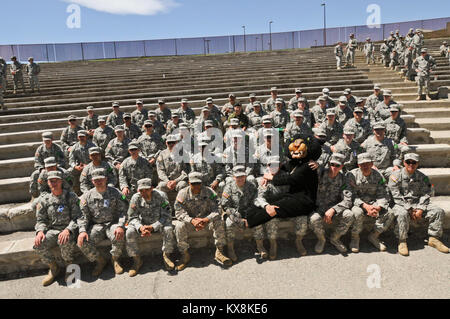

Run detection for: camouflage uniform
[[33, 190, 80, 264], [332, 139, 363, 173], [177, 107, 196, 129], [319, 120, 343, 146], [131, 109, 148, 129], [361, 135, 402, 179], [334, 105, 353, 126], [105, 137, 131, 166], [136, 133, 165, 161], [156, 149, 189, 193], [311, 105, 327, 126], [384, 117, 408, 145], [248, 110, 267, 130], [93, 125, 115, 150], [155, 107, 172, 127], [270, 109, 290, 129], [344, 118, 371, 144], [81, 114, 99, 132], [366, 93, 384, 112], [119, 156, 153, 197], [10, 60, 26, 93], [364, 41, 375, 64], [34, 143, 66, 171], [60, 125, 83, 156], [380, 42, 391, 67], [37, 168, 72, 196], [334, 44, 344, 68], [106, 111, 124, 128], [190, 152, 225, 191], [284, 121, 313, 143], [80, 161, 118, 193], [126, 190, 176, 256], [124, 122, 142, 141], [373, 100, 396, 124], [26, 61, 40, 91], [69, 140, 96, 170], [78, 186, 127, 261], [413, 54, 436, 96], [173, 186, 226, 251], [223, 143, 257, 185], [346, 37, 358, 65]]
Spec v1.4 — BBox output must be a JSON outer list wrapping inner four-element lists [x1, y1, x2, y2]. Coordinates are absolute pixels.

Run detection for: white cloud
[[63, 0, 179, 16]]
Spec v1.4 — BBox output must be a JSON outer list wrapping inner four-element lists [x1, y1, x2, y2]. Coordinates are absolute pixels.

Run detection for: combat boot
[[255, 239, 268, 259], [428, 237, 449, 253], [92, 255, 107, 277], [176, 250, 190, 271], [330, 233, 347, 254], [42, 262, 59, 287], [269, 239, 277, 260], [227, 242, 238, 262], [337, 67, 341, 70], [295, 236, 307, 256], [215, 246, 232, 266], [398, 240, 409, 256], [415, 95, 422, 101], [368, 231, 387, 251], [314, 233, 326, 254], [350, 234, 360, 253], [112, 256, 124, 274], [426, 95, 432, 101], [128, 256, 143, 277], [163, 252, 175, 270]]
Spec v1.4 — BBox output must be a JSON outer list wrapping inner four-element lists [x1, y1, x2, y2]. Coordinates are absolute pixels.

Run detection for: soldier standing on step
[[414, 48, 436, 101], [345, 34, 358, 67], [402, 45, 415, 82], [439, 41, 448, 57], [363, 38, 375, 65], [0, 57, 7, 94], [334, 41, 344, 70], [26, 57, 41, 94], [10, 56, 26, 95], [380, 39, 391, 68]]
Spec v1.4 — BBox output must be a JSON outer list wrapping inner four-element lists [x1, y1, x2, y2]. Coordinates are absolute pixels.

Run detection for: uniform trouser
[[1, 76, 6, 93], [125, 225, 176, 257], [413, 46, 421, 58], [33, 229, 77, 264], [78, 223, 125, 262], [157, 180, 187, 193], [0, 91, 4, 109], [366, 53, 375, 64], [310, 210, 354, 238], [389, 59, 398, 68], [29, 75, 40, 91], [225, 175, 257, 188], [392, 204, 444, 240], [417, 75, 431, 95], [13, 73, 25, 92], [224, 213, 279, 241], [336, 56, 342, 68], [404, 64, 414, 80], [346, 50, 355, 64], [382, 54, 390, 67], [351, 206, 395, 236], [174, 216, 226, 252], [69, 168, 82, 195]]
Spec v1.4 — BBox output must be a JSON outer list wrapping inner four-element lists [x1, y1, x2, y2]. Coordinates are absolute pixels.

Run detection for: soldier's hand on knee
[[243, 219, 249, 228], [324, 208, 335, 224], [34, 231, 45, 247], [114, 227, 125, 240], [77, 232, 89, 247], [58, 229, 70, 245], [265, 205, 279, 217]]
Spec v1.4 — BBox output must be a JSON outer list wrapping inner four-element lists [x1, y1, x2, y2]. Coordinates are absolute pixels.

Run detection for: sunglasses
[[190, 182, 201, 186], [144, 125, 152, 128], [405, 160, 417, 165], [330, 163, 341, 167], [167, 142, 176, 145], [69, 119, 77, 122]]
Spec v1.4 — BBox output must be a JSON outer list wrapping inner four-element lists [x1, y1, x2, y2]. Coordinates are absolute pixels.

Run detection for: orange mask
[[288, 139, 308, 159]]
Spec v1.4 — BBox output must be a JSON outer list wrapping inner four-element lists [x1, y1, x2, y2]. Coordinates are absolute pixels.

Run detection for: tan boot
[[269, 239, 277, 260], [426, 95, 432, 101], [255, 239, 268, 259], [112, 256, 124, 274], [163, 252, 175, 270], [227, 242, 237, 262], [129, 256, 143, 277], [428, 237, 449, 253], [295, 236, 307, 256], [314, 234, 326, 254], [176, 250, 190, 271], [415, 95, 422, 101], [92, 255, 108, 277], [398, 240, 409, 256], [350, 234, 360, 253], [42, 262, 59, 287], [215, 246, 232, 266], [368, 231, 387, 251], [330, 233, 347, 253]]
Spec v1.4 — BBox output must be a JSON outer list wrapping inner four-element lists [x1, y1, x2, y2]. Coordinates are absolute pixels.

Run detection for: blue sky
[[1, 0, 450, 45]]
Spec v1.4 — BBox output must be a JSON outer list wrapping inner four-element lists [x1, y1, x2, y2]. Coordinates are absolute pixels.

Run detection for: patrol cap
[[181, 98, 188, 103], [252, 101, 262, 107], [201, 106, 210, 112], [123, 113, 132, 119], [188, 172, 203, 183], [112, 101, 120, 107], [344, 88, 352, 95], [395, 29, 399, 33], [228, 93, 236, 98], [230, 118, 240, 126], [315, 128, 327, 137], [47, 171, 63, 180], [383, 89, 392, 96], [355, 97, 365, 104], [269, 155, 281, 165], [128, 141, 140, 150], [404, 153, 420, 162], [166, 134, 178, 142], [357, 152, 373, 164], [297, 97, 308, 103], [158, 98, 165, 104], [68, 115, 77, 121], [86, 106, 94, 111], [326, 108, 336, 116], [295, 88, 303, 93], [353, 107, 364, 113], [350, 33, 354, 37], [390, 31, 394, 35], [262, 115, 272, 124], [77, 130, 88, 137], [137, 178, 152, 190], [330, 154, 343, 166], [275, 98, 284, 104], [318, 95, 327, 102], [232, 165, 247, 177], [89, 147, 102, 155], [206, 97, 213, 103], [293, 110, 304, 118], [420, 48, 428, 53], [42, 132, 53, 141], [143, 120, 153, 127], [322, 88, 330, 94], [270, 87, 278, 92], [171, 112, 179, 118], [338, 96, 347, 104], [11, 56, 17, 60], [234, 102, 242, 108], [374, 84, 381, 90], [373, 121, 386, 130], [332, 152, 346, 163], [114, 125, 124, 132], [28, 57, 34, 61], [98, 116, 107, 122], [179, 123, 189, 129], [409, 28, 414, 32], [389, 104, 400, 112], [204, 120, 214, 127], [343, 127, 355, 135], [91, 168, 106, 180], [263, 128, 274, 137], [148, 110, 156, 116], [443, 41, 448, 45], [366, 37, 370, 41], [249, 93, 256, 98], [44, 157, 57, 168], [136, 99, 144, 105], [231, 130, 244, 138]]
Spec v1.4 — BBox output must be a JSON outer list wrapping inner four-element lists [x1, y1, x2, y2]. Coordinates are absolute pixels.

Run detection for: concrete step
[[430, 130, 450, 144], [415, 118, 450, 131], [407, 128, 431, 144], [0, 128, 63, 145], [404, 108, 450, 119]]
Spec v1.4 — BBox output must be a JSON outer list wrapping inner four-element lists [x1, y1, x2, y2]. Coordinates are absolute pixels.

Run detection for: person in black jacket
[[245, 134, 322, 228]]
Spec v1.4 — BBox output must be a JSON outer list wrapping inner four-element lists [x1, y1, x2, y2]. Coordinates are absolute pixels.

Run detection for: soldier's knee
[[341, 209, 354, 222], [310, 212, 322, 224], [393, 205, 409, 218], [351, 206, 364, 219], [126, 227, 139, 240]]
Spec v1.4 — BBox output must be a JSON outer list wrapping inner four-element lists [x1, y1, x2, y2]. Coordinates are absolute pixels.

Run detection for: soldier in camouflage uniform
[[148, 111, 166, 137], [347, 153, 395, 253], [165, 112, 183, 137], [293, 97, 314, 128], [311, 96, 328, 127], [131, 99, 148, 129], [334, 42, 344, 70], [10, 56, 26, 94], [36, 157, 72, 196], [123, 113, 142, 141], [26, 57, 40, 93], [388, 153, 449, 256], [366, 84, 384, 113], [414, 48, 436, 101], [412, 29, 424, 58], [373, 89, 396, 124], [226, 103, 249, 131], [317, 88, 336, 110], [439, 41, 448, 57], [361, 122, 402, 179], [60, 115, 83, 159], [177, 98, 196, 131], [205, 97, 223, 130], [384, 105, 410, 157], [404, 28, 415, 48], [247, 101, 266, 131], [380, 39, 391, 68], [33, 171, 80, 286], [288, 88, 305, 110], [309, 154, 354, 254], [221, 166, 258, 261], [270, 98, 290, 131], [319, 109, 343, 146], [105, 125, 131, 169], [68, 130, 96, 194], [363, 38, 375, 64], [126, 178, 177, 275], [77, 168, 127, 276], [402, 45, 415, 82], [264, 87, 285, 113], [0, 57, 7, 94], [155, 99, 172, 129], [34, 132, 66, 172], [314, 128, 333, 169], [244, 93, 257, 114], [194, 106, 220, 135], [80, 147, 118, 193], [221, 93, 238, 120], [254, 129, 284, 177], [106, 102, 124, 128], [93, 116, 115, 151], [344, 107, 371, 144], [331, 127, 363, 173], [119, 142, 153, 200], [343, 89, 357, 111], [81, 106, 99, 140], [284, 110, 313, 143], [345, 34, 357, 67], [389, 49, 399, 70], [334, 96, 353, 126], [173, 172, 232, 270]]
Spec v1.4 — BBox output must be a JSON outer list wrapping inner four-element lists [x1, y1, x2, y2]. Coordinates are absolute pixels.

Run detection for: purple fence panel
[[299, 29, 324, 48], [325, 27, 344, 46], [354, 25, 383, 43], [0, 45, 15, 61], [102, 42, 116, 59], [271, 32, 294, 50], [176, 37, 204, 55], [115, 40, 145, 58], [82, 42, 105, 60], [46, 44, 55, 62], [204, 36, 231, 54], [16, 44, 48, 62], [145, 39, 176, 56], [54, 43, 83, 61], [423, 17, 450, 31]]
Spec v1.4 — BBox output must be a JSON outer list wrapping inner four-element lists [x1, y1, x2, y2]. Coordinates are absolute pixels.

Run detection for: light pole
[[269, 20, 273, 51], [242, 25, 246, 52], [321, 3, 326, 46]]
